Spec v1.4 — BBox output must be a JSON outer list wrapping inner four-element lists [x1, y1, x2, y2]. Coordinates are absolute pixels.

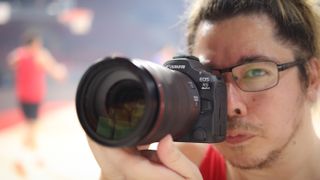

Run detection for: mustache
[[227, 118, 262, 133]]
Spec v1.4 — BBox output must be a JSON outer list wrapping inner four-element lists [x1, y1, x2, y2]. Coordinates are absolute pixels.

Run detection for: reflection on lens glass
[[96, 80, 145, 140]]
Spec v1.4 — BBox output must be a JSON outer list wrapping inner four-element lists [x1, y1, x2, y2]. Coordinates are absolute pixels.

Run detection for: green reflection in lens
[[96, 80, 145, 140]]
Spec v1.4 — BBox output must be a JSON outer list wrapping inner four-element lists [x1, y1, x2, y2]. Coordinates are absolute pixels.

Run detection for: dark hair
[[186, 0, 320, 88], [21, 30, 42, 46]]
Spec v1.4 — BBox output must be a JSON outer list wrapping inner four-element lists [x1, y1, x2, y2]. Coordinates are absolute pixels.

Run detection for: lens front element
[[96, 80, 145, 140]]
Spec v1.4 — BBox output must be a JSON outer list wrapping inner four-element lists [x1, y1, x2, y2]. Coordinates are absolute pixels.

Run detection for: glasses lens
[[96, 80, 145, 140], [232, 61, 278, 91]]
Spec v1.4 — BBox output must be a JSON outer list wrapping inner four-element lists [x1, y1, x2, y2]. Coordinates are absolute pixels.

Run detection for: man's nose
[[226, 82, 247, 118]]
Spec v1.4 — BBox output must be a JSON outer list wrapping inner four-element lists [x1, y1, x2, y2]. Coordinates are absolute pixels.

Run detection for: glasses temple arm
[[277, 60, 305, 71]]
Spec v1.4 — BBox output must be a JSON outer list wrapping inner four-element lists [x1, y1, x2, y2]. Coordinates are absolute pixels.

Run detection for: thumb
[[157, 134, 202, 179]]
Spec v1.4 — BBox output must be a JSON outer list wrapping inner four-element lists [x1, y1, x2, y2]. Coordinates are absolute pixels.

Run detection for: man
[[8, 31, 67, 176], [87, 0, 320, 179], [8, 31, 67, 149]]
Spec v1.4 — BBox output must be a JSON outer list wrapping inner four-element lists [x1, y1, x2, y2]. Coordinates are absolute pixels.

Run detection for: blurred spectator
[[7, 30, 67, 175]]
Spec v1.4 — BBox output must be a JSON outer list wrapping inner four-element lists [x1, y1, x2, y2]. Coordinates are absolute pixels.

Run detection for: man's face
[[193, 14, 307, 169]]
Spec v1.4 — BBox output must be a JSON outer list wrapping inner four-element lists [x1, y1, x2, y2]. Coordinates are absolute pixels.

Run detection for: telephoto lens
[[76, 56, 227, 147]]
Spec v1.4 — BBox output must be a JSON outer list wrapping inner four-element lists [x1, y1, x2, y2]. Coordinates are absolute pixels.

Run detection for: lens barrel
[[76, 57, 200, 147]]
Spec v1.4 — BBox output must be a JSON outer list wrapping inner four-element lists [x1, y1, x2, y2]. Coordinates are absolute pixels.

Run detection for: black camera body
[[163, 55, 227, 143], [76, 55, 227, 147]]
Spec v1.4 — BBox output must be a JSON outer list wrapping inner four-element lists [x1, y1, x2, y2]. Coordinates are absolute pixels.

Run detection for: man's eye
[[244, 69, 267, 78]]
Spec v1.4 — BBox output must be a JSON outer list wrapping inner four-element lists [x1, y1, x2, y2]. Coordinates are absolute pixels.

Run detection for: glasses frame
[[211, 59, 306, 92]]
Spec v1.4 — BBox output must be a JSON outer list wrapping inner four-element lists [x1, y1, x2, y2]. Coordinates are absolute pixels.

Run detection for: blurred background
[[0, 0, 186, 179], [1, 1, 320, 180]]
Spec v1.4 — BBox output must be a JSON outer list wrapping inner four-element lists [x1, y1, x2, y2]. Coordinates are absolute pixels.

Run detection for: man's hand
[[87, 135, 203, 180]]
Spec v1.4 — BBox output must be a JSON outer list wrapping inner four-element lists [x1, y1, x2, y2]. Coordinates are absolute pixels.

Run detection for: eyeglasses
[[211, 59, 305, 92]]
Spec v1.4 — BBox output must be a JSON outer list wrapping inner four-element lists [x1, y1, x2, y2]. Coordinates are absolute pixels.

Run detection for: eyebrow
[[238, 55, 269, 64], [204, 54, 276, 71]]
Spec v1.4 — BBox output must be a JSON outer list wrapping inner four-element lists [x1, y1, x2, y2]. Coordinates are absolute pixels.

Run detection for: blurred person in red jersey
[[7, 30, 67, 175]]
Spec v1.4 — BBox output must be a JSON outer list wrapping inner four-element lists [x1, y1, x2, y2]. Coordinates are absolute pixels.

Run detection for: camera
[[76, 55, 227, 147]]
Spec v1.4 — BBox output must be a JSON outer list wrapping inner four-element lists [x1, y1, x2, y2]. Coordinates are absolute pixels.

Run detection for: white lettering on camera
[[201, 83, 210, 90], [199, 77, 210, 82], [193, 96, 199, 106], [166, 65, 186, 69]]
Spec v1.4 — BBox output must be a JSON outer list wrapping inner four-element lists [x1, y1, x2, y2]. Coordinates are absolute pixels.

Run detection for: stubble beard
[[227, 111, 303, 170]]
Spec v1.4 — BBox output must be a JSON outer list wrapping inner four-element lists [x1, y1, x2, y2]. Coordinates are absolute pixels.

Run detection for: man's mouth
[[225, 133, 255, 145]]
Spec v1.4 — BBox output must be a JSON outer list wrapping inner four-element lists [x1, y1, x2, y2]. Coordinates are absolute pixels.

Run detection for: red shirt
[[200, 146, 227, 180], [15, 47, 46, 103]]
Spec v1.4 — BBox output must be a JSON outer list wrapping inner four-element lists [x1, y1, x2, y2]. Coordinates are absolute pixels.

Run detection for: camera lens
[[102, 80, 145, 140], [76, 57, 200, 147]]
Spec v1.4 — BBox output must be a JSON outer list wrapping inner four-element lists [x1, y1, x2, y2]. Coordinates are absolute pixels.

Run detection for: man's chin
[[226, 149, 281, 170], [228, 158, 266, 170]]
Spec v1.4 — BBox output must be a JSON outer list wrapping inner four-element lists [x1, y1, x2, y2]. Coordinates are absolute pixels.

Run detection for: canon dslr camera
[[76, 55, 227, 147]]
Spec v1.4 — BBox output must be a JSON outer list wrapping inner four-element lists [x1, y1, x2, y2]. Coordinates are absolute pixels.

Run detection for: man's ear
[[306, 57, 320, 102]]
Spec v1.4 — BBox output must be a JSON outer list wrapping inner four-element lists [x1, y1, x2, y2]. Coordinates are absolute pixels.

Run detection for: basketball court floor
[[0, 99, 319, 180], [0, 101, 100, 180]]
